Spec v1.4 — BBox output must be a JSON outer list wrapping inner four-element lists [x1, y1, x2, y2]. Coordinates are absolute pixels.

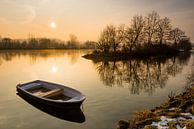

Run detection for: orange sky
[[0, 0, 194, 42]]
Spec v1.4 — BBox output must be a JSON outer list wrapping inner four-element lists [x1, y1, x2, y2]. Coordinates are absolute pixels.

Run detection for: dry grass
[[133, 110, 157, 121]]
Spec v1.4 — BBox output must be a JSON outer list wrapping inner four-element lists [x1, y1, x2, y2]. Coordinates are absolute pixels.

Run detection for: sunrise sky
[[0, 0, 194, 42]]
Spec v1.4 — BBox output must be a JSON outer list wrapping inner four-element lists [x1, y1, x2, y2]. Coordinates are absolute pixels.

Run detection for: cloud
[[0, 1, 37, 24], [21, 6, 36, 24]]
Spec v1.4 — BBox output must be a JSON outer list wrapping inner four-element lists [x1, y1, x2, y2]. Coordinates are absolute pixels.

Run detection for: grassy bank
[[117, 85, 194, 129]]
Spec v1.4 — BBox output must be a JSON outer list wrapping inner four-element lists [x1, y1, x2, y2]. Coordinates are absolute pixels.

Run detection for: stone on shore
[[116, 120, 129, 129]]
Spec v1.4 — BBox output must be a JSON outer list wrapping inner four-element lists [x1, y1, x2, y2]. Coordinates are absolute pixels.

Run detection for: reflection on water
[[0, 50, 193, 129], [51, 66, 58, 73], [0, 50, 83, 65], [187, 52, 194, 87], [93, 53, 191, 95], [17, 92, 85, 123]]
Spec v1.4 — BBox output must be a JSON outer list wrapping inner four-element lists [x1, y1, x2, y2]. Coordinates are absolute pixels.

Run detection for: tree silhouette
[[97, 25, 118, 53], [157, 17, 172, 45], [130, 15, 145, 50], [67, 34, 79, 49], [94, 11, 191, 55], [144, 11, 159, 47], [170, 28, 185, 47], [0, 35, 96, 50]]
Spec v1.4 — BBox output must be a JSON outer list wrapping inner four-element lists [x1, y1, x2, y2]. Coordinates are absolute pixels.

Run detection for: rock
[[158, 121, 168, 126], [180, 120, 194, 129], [165, 112, 180, 118], [169, 99, 181, 107], [117, 120, 129, 129], [187, 105, 194, 114], [151, 122, 158, 126], [166, 118, 176, 122], [180, 112, 194, 119], [157, 124, 169, 129], [181, 115, 193, 119], [176, 124, 183, 129], [143, 125, 157, 129], [160, 116, 168, 121], [160, 116, 177, 122], [177, 117, 186, 121], [168, 121, 178, 129], [191, 105, 194, 114], [136, 118, 156, 127], [179, 100, 193, 110], [168, 107, 176, 111], [180, 113, 192, 116], [155, 109, 168, 116]]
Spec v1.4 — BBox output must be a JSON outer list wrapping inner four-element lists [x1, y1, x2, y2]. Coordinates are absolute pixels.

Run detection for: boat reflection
[[17, 92, 86, 123]]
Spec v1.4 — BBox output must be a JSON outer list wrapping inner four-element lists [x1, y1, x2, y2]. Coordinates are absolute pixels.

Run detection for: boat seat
[[37, 88, 64, 98]]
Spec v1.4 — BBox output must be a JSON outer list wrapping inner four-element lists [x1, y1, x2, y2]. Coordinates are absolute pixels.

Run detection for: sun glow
[[51, 66, 57, 73], [50, 22, 56, 29]]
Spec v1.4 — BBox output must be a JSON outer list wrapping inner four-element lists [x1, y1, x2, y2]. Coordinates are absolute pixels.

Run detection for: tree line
[[96, 11, 192, 55], [0, 34, 96, 50]]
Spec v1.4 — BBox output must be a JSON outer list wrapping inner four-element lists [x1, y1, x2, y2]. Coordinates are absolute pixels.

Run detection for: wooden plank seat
[[34, 88, 64, 98], [26, 85, 50, 93]]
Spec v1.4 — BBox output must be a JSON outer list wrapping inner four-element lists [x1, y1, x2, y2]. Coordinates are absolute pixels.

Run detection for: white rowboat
[[16, 80, 86, 108]]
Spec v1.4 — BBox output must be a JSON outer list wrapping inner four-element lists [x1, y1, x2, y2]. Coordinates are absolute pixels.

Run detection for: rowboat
[[17, 92, 85, 123], [16, 80, 86, 108]]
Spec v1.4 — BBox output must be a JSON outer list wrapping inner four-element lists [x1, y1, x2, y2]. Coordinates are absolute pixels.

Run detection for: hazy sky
[[0, 0, 194, 41]]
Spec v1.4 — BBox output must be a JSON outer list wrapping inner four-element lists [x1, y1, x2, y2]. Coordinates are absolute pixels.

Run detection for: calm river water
[[0, 50, 193, 129]]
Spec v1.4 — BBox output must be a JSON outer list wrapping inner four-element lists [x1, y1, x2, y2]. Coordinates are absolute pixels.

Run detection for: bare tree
[[125, 27, 136, 51], [97, 25, 118, 53], [130, 15, 145, 49], [170, 27, 185, 46], [97, 31, 111, 54], [107, 25, 118, 52], [1, 38, 12, 49], [157, 17, 172, 46], [144, 11, 160, 47], [68, 34, 79, 49], [117, 24, 126, 51]]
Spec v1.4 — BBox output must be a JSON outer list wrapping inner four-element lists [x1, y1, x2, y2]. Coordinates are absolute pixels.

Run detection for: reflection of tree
[[96, 61, 123, 87], [66, 50, 80, 64], [94, 53, 191, 95], [0, 50, 82, 66]]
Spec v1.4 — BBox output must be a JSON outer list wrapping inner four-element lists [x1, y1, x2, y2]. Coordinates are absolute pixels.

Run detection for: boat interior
[[25, 84, 72, 101]]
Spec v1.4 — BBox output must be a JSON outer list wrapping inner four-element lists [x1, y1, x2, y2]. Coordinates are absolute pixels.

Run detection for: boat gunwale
[[16, 80, 86, 104]]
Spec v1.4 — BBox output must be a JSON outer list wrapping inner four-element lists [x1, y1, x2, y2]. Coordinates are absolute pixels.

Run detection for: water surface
[[0, 50, 193, 129]]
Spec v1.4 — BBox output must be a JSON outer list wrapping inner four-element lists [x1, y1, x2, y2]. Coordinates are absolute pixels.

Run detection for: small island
[[83, 11, 192, 61]]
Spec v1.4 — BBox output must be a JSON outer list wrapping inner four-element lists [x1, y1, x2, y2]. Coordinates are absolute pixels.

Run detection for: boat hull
[[17, 88, 83, 108], [17, 84, 84, 109]]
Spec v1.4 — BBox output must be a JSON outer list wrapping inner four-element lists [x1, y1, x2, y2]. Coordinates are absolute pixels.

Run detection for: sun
[[51, 66, 57, 73], [50, 22, 56, 29]]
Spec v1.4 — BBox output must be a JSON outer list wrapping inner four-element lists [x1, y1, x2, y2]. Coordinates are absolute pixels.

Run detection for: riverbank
[[117, 85, 194, 129], [82, 46, 182, 61]]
